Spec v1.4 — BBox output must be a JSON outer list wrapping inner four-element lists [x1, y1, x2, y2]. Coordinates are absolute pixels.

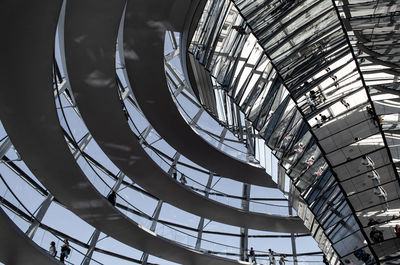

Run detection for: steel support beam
[[141, 200, 163, 264], [0, 137, 12, 159], [26, 194, 54, 239], [81, 229, 101, 265], [195, 172, 214, 250], [240, 183, 250, 261], [217, 128, 228, 150], [73, 132, 92, 159], [112, 171, 125, 192], [288, 184, 298, 265]]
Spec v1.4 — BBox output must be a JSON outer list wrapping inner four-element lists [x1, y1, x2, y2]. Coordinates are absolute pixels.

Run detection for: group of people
[[368, 216, 400, 239], [49, 239, 71, 263], [314, 113, 329, 128], [248, 248, 286, 265], [353, 249, 371, 264], [305, 90, 324, 112], [360, 155, 389, 211]]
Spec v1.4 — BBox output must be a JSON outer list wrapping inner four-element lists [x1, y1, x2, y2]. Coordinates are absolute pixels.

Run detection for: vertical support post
[[245, 120, 254, 156], [141, 200, 163, 264], [26, 194, 54, 239], [240, 183, 250, 261], [81, 229, 101, 265], [195, 173, 213, 250], [288, 184, 298, 265]]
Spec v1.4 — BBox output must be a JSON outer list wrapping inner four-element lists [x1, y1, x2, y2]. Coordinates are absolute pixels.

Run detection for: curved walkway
[[0, 207, 60, 265], [121, 0, 274, 188], [0, 1, 264, 264], [63, 0, 307, 233]]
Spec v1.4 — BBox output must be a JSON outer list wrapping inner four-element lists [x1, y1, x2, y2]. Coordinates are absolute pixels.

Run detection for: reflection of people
[[353, 249, 371, 263], [294, 142, 304, 153], [315, 166, 325, 177], [319, 113, 328, 122], [366, 106, 374, 117], [370, 227, 384, 244], [315, 117, 322, 128], [361, 155, 374, 170], [306, 156, 315, 166], [367, 170, 380, 185], [367, 218, 378, 226], [394, 224, 400, 237], [374, 186, 388, 210], [306, 94, 316, 111], [366, 106, 378, 127], [279, 135, 292, 150], [232, 25, 246, 35], [340, 99, 350, 109], [344, 258, 355, 265]]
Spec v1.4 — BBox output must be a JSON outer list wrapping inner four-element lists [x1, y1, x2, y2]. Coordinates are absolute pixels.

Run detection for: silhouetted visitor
[[172, 165, 177, 180], [249, 247, 256, 263], [268, 249, 276, 265], [107, 191, 117, 206], [279, 254, 286, 265], [60, 239, 71, 263], [370, 227, 384, 244], [180, 174, 187, 185], [49, 241, 57, 257]]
